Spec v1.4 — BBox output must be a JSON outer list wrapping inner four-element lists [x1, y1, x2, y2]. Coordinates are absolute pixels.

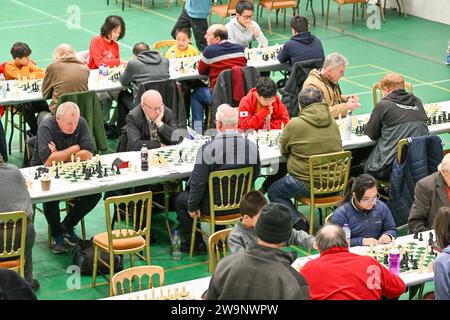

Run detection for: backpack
[[72, 239, 124, 275]]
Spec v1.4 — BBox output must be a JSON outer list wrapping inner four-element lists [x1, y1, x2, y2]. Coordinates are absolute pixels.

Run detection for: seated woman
[[331, 173, 397, 247], [433, 206, 450, 300]]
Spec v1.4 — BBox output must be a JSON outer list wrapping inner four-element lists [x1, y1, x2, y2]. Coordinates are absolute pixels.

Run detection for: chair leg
[[283, 9, 286, 28], [276, 9, 279, 25], [339, 5, 344, 32], [80, 218, 86, 240], [92, 245, 99, 288], [309, 205, 314, 236], [189, 217, 198, 257], [130, 253, 135, 267], [109, 251, 115, 296], [325, 0, 331, 26], [310, 1, 316, 26], [267, 10, 272, 35], [321, 0, 325, 16]]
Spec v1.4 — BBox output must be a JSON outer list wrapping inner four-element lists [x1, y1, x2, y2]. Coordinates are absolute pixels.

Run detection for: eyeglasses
[[239, 14, 253, 19], [143, 103, 163, 112], [360, 194, 380, 204]]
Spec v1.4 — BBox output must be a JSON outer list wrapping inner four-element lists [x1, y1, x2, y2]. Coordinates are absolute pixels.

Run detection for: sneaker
[[52, 235, 68, 254], [63, 229, 81, 247], [28, 279, 40, 292]]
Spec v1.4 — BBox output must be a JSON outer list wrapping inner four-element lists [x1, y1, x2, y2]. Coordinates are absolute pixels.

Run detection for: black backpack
[[72, 239, 124, 275]]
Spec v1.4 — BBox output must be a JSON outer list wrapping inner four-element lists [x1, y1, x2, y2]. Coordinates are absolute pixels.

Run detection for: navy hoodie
[[277, 31, 325, 73]]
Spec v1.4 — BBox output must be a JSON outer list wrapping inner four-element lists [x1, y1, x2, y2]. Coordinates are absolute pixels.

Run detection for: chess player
[[42, 44, 90, 114], [126, 90, 178, 151], [433, 207, 450, 300], [267, 86, 342, 231], [30, 102, 101, 254], [0, 154, 39, 291], [300, 224, 406, 300], [174, 104, 260, 253], [302, 52, 361, 118], [118, 42, 169, 128], [331, 174, 397, 247], [4, 42, 50, 136], [408, 154, 450, 233], [207, 203, 310, 300], [191, 24, 247, 133], [225, 1, 268, 49], [228, 191, 314, 254], [277, 15, 325, 73], [364, 72, 428, 180], [165, 27, 199, 59]]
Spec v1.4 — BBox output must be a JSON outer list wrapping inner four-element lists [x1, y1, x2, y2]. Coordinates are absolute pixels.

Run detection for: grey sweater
[[0, 164, 33, 218], [228, 221, 315, 254]]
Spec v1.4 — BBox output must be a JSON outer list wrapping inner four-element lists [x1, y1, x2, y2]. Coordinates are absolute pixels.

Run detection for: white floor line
[[0, 21, 58, 30]]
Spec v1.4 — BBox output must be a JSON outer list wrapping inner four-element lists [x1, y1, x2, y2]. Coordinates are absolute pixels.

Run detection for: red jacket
[[238, 88, 289, 131], [88, 35, 120, 70], [300, 247, 406, 300]]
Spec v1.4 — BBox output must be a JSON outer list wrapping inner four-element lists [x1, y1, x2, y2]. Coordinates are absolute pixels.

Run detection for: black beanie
[[255, 203, 292, 244]]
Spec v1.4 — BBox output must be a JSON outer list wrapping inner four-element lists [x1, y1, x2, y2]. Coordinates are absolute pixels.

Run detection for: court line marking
[[340, 77, 372, 90], [352, 78, 450, 96], [345, 71, 386, 80], [0, 21, 59, 30], [290, 245, 309, 256]]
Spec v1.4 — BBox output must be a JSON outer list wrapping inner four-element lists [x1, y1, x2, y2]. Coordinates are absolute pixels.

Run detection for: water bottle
[[342, 111, 353, 140], [0, 74, 6, 98], [263, 114, 271, 131], [388, 248, 401, 275], [343, 224, 351, 248], [447, 40, 450, 65], [172, 229, 181, 260], [169, 50, 176, 76], [140, 143, 148, 171]]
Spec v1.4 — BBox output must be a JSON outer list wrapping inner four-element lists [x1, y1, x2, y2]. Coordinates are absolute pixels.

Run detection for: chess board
[[2, 79, 43, 100], [125, 286, 193, 300], [149, 139, 207, 166], [172, 55, 200, 75], [244, 44, 283, 62], [247, 129, 282, 148]]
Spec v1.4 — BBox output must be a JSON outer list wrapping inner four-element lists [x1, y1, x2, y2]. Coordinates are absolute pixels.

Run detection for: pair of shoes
[[28, 279, 40, 292], [52, 235, 68, 254], [63, 228, 81, 247], [180, 241, 207, 255]]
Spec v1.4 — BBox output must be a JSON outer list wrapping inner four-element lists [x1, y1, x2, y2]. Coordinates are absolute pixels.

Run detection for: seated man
[[126, 90, 178, 151], [277, 15, 324, 74], [191, 24, 247, 133], [364, 72, 429, 180], [225, 0, 268, 49], [300, 224, 406, 300], [4, 42, 50, 136], [228, 191, 314, 254], [408, 154, 450, 233], [0, 121, 7, 162], [267, 86, 343, 231], [42, 44, 90, 114], [207, 203, 310, 300], [302, 52, 360, 118], [119, 42, 170, 128], [175, 104, 260, 253], [0, 155, 39, 291], [30, 102, 101, 254], [238, 77, 289, 131]]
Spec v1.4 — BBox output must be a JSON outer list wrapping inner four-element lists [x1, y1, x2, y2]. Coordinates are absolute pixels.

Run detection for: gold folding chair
[[257, 0, 300, 34], [372, 81, 413, 107], [153, 40, 177, 56], [190, 167, 254, 257], [210, 0, 244, 24], [296, 151, 352, 235], [325, 0, 369, 32], [111, 265, 164, 296], [208, 228, 232, 273], [92, 191, 153, 296], [0, 211, 27, 278]]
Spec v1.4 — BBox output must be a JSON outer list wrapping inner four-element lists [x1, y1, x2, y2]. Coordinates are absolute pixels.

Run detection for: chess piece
[[55, 167, 60, 179], [116, 166, 120, 175], [418, 233, 423, 241], [34, 171, 39, 180], [104, 167, 108, 177], [413, 230, 418, 239], [6, 83, 9, 91]]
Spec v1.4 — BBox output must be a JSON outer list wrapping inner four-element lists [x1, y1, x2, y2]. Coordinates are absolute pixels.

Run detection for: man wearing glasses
[[331, 173, 397, 247], [126, 90, 178, 151], [226, 1, 268, 49]]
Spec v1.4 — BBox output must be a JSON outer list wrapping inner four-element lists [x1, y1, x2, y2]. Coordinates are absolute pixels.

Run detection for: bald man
[[175, 104, 260, 254], [190, 24, 247, 133], [126, 90, 178, 151], [30, 102, 101, 254]]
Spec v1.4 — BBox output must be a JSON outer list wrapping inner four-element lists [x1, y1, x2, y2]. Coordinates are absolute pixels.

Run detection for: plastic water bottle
[[342, 111, 353, 140], [172, 229, 181, 260], [263, 114, 271, 131], [388, 248, 401, 275], [447, 40, 450, 65], [0, 74, 6, 98], [140, 143, 148, 171], [169, 50, 176, 76], [343, 224, 351, 248]]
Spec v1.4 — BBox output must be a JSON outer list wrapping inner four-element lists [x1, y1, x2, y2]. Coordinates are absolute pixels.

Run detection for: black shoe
[[180, 241, 207, 255], [28, 279, 40, 292], [293, 218, 310, 232]]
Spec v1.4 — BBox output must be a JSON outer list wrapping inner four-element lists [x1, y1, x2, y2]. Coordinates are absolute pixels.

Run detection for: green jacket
[[57, 91, 108, 153], [280, 102, 343, 184]]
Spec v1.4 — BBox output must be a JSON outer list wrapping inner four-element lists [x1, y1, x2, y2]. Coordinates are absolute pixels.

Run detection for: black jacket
[[206, 243, 309, 300], [125, 106, 178, 151], [0, 269, 36, 300], [187, 131, 260, 214], [364, 89, 429, 178]]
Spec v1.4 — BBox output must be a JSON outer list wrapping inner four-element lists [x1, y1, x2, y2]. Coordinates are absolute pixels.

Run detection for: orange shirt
[[447, 185, 450, 203], [4, 61, 45, 80]]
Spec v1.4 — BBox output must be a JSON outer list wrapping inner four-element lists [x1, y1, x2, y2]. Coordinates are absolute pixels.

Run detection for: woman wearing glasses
[[331, 173, 397, 247]]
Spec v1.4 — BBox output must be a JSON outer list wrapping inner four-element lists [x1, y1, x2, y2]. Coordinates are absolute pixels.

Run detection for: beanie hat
[[255, 203, 292, 244]]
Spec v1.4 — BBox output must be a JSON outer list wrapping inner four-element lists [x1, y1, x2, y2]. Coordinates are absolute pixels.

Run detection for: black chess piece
[[180, 61, 184, 70], [104, 167, 108, 177], [412, 259, 418, 270], [413, 230, 419, 239], [72, 170, 77, 178], [97, 170, 103, 178], [34, 171, 39, 180], [55, 167, 60, 179], [247, 52, 251, 60], [418, 233, 423, 241], [383, 254, 389, 265], [116, 166, 120, 175], [178, 150, 183, 163], [432, 116, 437, 124], [193, 61, 197, 69], [84, 169, 90, 180], [427, 117, 432, 125], [403, 262, 410, 271], [438, 115, 442, 124], [6, 83, 9, 91]]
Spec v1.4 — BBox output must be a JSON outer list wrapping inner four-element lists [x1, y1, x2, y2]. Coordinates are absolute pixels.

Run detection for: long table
[[104, 232, 435, 300]]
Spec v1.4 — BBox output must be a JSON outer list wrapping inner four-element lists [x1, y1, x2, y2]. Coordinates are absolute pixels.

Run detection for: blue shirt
[[186, 0, 212, 19], [434, 245, 450, 300], [331, 200, 398, 247]]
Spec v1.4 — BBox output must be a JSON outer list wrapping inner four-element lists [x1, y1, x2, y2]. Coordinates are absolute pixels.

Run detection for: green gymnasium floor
[[0, 0, 449, 300]]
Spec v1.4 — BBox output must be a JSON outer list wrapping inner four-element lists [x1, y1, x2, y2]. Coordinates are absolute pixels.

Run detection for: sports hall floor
[[0, 0, 449, 300]]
